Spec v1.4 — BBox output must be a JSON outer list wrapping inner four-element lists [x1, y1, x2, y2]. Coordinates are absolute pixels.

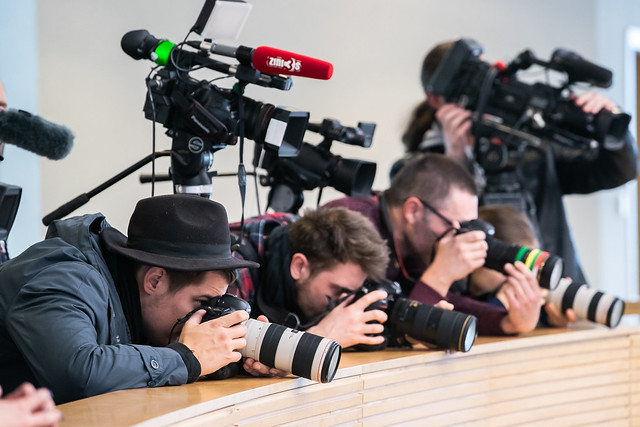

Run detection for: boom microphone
[[187, 41, 334, 80], [550, 49, 612, 88], [0, 109, 74, 160]]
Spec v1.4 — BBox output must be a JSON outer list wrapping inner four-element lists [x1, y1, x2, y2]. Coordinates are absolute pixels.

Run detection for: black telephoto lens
[[389, 298, 478, 352], [484, 239, 564, 290]]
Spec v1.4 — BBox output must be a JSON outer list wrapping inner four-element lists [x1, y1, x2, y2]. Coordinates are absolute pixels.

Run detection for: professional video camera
[[121, 27, 310, 196], [347, 279, 478, 353], [174, 293, 342, 383], [426, 38, 631, 173], [258, 118, 377, 213], [42, 0, 334, 224], [457, 219, 563, 290]]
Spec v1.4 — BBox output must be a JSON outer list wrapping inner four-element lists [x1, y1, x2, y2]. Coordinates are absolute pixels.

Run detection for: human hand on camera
[[500, 262, 544, 335], [0, 383, 62, 427], [435, 300, 454, 311], [308, 290, 389, 349], [242, 315, 290, 378], [405, 299, 455, 350], [543, 301, 577, 328], [436, 103, 474, 162], [179, 309, 249, 375], [422, 229, 488, 296], [573, 92, 616, 115]]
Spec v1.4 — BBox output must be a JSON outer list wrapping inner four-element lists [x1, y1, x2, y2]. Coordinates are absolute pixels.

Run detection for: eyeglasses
[[416, 198, 454, 228]]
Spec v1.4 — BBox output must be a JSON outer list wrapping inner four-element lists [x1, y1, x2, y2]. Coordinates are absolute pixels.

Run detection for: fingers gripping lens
[[391, 298, 478, 352], [192, 294, 342, 383], [488, 242, 564, 290], [349, 279, 478, 352], [547, 278, 626, 328], [459, 219, 564, 290], [241, 319, 341, 383]]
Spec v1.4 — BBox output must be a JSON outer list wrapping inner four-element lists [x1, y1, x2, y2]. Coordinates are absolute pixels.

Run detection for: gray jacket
[[0, 214, 188, 403]]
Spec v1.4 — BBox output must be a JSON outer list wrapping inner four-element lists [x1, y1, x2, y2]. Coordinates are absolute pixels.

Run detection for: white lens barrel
[[547, 278, 625, 328], [239, 319, 341, 382]]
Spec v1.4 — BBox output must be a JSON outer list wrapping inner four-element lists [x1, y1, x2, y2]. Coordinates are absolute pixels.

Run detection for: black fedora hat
[[102, 194, 259, 271]]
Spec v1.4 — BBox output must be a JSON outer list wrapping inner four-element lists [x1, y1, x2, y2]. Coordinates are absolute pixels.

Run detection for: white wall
[[7, 0, 634, 297], [0, 0, 40, 256]]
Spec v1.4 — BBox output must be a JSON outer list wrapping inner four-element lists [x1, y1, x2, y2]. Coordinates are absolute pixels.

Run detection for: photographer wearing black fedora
[[0, 194, 263, 404]]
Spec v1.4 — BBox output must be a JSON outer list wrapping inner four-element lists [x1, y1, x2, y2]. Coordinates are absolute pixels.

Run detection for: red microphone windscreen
[[252, 46, 333, 80]]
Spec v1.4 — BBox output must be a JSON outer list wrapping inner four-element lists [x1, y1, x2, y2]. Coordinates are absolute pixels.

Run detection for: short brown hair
[[288, 207, 390, 281], [478, 205, 539, 247], [385, 153, 477, 209]]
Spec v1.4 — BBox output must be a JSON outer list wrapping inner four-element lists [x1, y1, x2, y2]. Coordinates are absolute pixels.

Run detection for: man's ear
[[427, 92, 444, 109], [140, 266, 168, 295], [290, 253, 311, 282], [402, 196, 423, 226]]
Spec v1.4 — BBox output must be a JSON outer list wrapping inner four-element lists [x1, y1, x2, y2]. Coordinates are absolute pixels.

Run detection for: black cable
[[252, 165, 261, 214], [233, 82, 248, 246], [145, 67, 160, 196]]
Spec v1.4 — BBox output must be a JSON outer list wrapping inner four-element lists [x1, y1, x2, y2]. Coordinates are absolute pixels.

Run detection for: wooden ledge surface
[[58, 304, 640, 426]]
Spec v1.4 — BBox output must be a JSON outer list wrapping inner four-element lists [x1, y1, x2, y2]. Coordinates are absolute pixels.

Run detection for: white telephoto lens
[[240, 319, 342, 382]]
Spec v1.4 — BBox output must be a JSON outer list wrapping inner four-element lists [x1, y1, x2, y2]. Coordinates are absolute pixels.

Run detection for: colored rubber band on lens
[[533, 251, 548, 271], [525, 249, 542, 270], [515, 247, 529, 263]]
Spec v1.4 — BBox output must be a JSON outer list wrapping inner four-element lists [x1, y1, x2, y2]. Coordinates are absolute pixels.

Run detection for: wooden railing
[[58, 304, 640, 426]]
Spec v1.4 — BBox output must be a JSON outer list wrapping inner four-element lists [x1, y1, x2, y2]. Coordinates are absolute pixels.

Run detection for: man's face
[[140, 269, 229, 345], [295, 261, 367, 320], [409, 187, 479, 259]]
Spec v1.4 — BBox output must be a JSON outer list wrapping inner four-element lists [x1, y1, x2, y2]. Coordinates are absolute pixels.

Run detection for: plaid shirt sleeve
[[228, 212, 298, 305]]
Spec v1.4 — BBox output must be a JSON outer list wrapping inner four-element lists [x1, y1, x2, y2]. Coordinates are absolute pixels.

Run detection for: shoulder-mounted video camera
[[258, 118, 377, 213], [426, 39, 631, 172]]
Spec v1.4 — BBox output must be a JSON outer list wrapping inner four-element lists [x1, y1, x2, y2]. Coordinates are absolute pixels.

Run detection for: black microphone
[[121, 29, 171, 64], [121, 30, 292, 90], [550, 49, 612, 88], [0, 109, 74, 160]]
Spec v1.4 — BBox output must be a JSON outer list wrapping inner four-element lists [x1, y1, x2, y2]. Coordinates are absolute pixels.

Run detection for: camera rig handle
[[42, 150, 172, 226]]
